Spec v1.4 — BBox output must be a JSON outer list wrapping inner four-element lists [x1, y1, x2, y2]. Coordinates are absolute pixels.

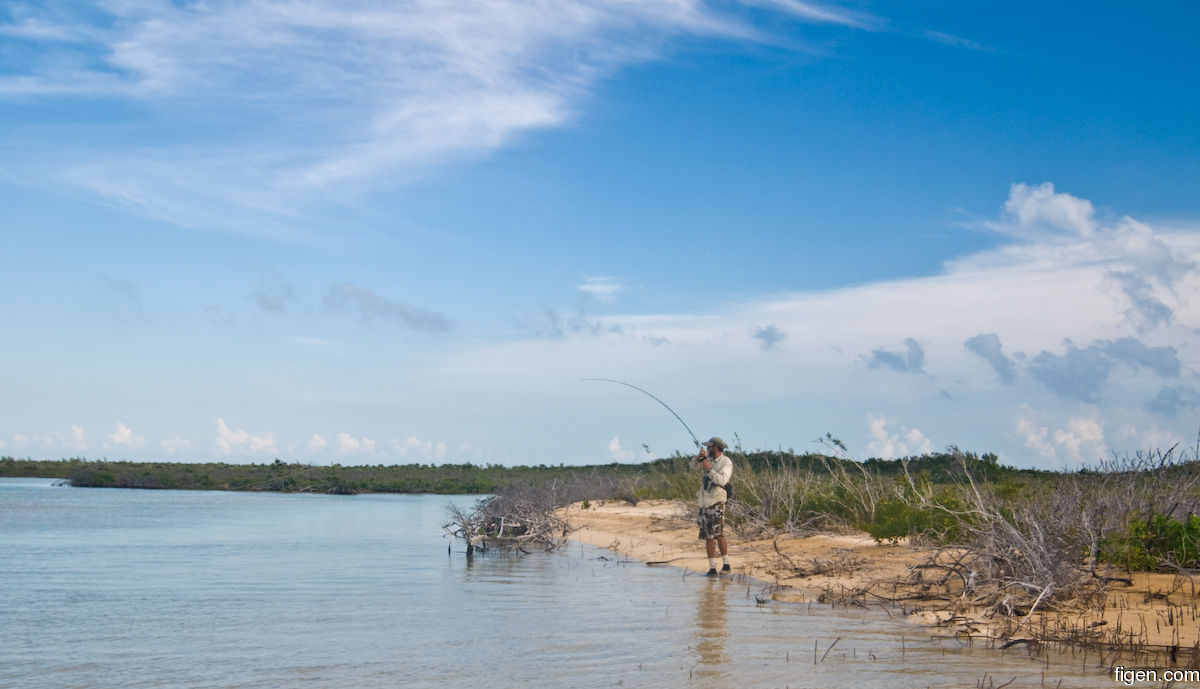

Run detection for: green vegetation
[[0, 456, 645, 494], [1102, 513, 1200, 571], [7, 442, 1200, 587]]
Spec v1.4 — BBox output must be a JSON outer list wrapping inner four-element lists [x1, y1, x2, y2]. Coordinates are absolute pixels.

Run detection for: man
[[693, 436, 732, 577]]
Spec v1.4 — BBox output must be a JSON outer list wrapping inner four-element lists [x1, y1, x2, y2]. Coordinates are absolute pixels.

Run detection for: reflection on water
[[693, 578, 730, 678], [0, 478, 1114, 689]]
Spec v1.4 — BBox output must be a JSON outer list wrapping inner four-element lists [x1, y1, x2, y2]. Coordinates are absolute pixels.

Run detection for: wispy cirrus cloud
[[324, 282, 452, 332], [0, 0, 872, 234], [578, 276, 624, 304]]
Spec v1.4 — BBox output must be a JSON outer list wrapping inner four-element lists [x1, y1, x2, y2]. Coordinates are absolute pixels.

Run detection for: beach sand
[[561, 499, 1200, 657]]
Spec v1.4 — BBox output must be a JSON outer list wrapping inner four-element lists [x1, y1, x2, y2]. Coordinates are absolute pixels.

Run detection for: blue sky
[[3, 1, 1199, 468]]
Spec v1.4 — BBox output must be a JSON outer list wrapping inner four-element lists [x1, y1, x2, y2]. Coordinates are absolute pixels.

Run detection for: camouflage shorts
[[697, 502, 725, 540]]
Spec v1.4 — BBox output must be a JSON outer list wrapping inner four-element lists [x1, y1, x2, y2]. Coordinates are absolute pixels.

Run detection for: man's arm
[[709, 456, 732, 487]]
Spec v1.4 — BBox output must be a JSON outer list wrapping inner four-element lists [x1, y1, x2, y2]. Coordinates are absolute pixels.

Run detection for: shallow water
[[0, 478, 1110, 688]]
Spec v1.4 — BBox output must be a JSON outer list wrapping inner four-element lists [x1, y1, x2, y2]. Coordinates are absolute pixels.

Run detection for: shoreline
[[560, 499, 1200, 662]]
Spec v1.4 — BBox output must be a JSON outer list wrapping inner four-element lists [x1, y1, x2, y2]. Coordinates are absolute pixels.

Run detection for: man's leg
[[716, 535, 728, 557], [705, 538, 719, 575]]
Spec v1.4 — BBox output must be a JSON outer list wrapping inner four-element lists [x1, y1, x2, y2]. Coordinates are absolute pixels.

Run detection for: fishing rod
[[581, 378, 701, 449]]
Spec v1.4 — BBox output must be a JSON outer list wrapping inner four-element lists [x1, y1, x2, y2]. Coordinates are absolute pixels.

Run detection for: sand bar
[[561, 499, 1200, 656]]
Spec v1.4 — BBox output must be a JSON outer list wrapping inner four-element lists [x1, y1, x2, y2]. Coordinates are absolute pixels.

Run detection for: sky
[[2, 1, 1199, 469]]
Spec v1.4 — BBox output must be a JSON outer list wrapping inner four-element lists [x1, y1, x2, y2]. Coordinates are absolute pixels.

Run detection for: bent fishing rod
[[580, 378, 701, 449]]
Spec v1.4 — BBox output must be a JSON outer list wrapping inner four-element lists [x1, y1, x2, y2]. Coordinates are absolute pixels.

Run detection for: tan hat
[[703, 437, 727, 450]]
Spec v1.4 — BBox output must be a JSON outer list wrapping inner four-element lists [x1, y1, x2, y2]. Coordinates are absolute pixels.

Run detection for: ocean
[[0, 477, 1106, 688]]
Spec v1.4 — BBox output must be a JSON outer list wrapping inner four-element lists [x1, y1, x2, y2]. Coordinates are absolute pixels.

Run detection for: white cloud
[[336, 432, 376, 455], [60, 425, 88, 452], [307, 433, 328, 454], [1015, 410, 1056, 461], [161, 436, 193, 455], [213, 418, 278, 455], [0, 1, 874, 233], [1014, 407, 1107, 466], [425, 184, 1200, 468], [106, 422, 146, 449], [578, 276, 624, 303], [12, 427, 91, 453], [1052, 416, 1106, 465], [607, 436, 636, 463], [1113, 424, 1184, 457], [973, 183, 1198, 335], [746, 0, 873, 28], [390, 436, 447, 462], [995, 182, 1097, 238], [865, 414, 932, 459]]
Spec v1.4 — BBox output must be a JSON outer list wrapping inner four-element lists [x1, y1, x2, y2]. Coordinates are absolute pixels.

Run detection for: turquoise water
[[0, 478, 1105, 688]]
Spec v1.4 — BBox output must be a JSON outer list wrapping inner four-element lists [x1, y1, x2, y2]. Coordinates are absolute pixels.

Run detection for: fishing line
[[580, 378, 700, 448]]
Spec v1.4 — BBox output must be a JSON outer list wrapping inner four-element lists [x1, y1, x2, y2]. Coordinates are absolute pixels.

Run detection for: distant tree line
[[0, 456, 657, 494], [8, 446, 1200, 584]]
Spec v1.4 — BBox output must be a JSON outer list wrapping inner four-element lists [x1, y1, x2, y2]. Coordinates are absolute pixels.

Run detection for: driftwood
[[443, 494, 571, 553]]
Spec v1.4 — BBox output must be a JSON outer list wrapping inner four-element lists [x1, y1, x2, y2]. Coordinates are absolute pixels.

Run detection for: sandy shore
[[560, 499, 1200, 656]]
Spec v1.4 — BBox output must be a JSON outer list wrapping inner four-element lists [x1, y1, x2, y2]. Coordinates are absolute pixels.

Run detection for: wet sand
[[561, 499, 1200, 656]]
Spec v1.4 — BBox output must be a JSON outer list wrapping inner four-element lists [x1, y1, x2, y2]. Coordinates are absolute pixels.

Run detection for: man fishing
[[693, 436, 733, 577]]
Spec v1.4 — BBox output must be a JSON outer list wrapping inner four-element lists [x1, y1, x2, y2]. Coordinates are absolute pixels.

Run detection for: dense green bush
[[862, 491, 968, 544], [1102, 513, 1200, 571]]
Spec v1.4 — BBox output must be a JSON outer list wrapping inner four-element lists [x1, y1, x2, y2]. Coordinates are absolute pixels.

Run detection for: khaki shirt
[[693, 452, 732, 508]]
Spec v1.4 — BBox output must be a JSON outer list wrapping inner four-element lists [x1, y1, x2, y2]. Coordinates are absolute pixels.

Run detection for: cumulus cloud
[[106, 422, 146, 449], [1015, 413, 1056, 461], [1106, 271, 1174, 331], [752, 324, 786, 351], [1027, 341, 1112, 404], [1146, 386, 1200, 418], [306, 433, 328, 453], [1100, 337, 1180, 378], [867, 338, 925, 374], [607, 436, 636, 462], [1027, 337, 1180, 404], [7, 427, 89, 454], [1053, 417, 1106, 464], [390, 436, 448, 462], [995, 182, 1097, 239], [981, 183, 1197, 334], [161, 436, 193, 455], [61, 425, 88, 452], [325, 283, 451, 332], [214, 418, 278, 455], [1014, 408, 1107, 465], [964, 332, 1016, 382], [865, 414, 932, 459], [336, 432, 376, 455]]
